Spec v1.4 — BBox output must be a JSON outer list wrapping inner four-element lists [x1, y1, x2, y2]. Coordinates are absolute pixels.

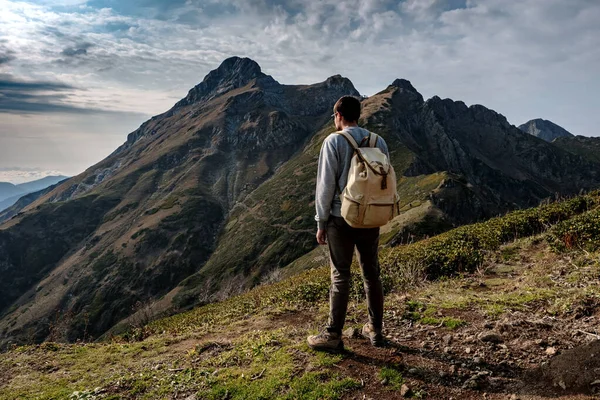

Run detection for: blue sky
[[0, 0, 599, 183]]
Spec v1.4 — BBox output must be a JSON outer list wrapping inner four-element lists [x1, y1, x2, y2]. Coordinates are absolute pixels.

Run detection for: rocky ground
[[333, 238, 600, 399], [2, 236, 600, 399]]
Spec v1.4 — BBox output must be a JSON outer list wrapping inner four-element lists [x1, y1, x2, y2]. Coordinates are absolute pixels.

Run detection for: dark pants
[[326, 216, 384, 335]]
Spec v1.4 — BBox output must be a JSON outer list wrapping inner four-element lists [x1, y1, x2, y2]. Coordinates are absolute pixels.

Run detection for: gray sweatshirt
[[314, 126, 390, 230]]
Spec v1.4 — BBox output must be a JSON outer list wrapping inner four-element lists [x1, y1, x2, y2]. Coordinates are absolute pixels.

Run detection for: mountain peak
[[216, 56, 263, 79], [175, 56, 276, 107], [322, 74, 358, 94], [391, 78, 418, 94], [518, 118, 573, 142]]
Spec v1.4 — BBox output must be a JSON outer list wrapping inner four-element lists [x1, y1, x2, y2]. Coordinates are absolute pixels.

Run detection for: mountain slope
[[0, 183, 24, 203], [2, 193, 600, 399], [1, 58, 600, 347], [553, 135, 600, 164], [518, 118, 574, 142], [171, 79, 600, 310], [0, 57, 359, 345], [0, 176, 68, 215], [16, 175, 69, 194]]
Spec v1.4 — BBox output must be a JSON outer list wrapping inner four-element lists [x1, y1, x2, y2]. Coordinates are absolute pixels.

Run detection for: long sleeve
[[315, 136, 339, 230], [378, 136, 390, 160]]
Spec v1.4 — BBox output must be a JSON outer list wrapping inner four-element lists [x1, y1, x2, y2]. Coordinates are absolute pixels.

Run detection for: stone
[[408, 368, 418, 375], [546, 347, 557, 356], [558, 380, 567, 390], [478, 331, 504, 343], [343, 327, 359, 338], [381, 378, 389, 386], [442, 334, 453, 346], [400, 384, 412, 397], [465, 347, 472, 354], [450, 365, 457, 375], [184, 395, 198, 400], [462, 377, 479, 389], [473, 356, 483, 364]]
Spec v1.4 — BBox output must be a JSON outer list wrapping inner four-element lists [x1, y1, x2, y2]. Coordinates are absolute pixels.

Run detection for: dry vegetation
[[2, 192, 600, 399]]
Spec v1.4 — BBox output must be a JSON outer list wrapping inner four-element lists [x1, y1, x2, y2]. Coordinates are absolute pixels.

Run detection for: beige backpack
[[338, 131, 400, 228]]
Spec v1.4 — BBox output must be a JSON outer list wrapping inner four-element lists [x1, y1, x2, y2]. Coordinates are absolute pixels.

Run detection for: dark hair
[[334, 96, 361, 122]]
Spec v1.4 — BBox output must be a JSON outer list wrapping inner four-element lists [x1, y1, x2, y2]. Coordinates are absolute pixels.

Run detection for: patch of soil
[[336, 337, 517, 400], [536, 340, 600, 395], [170, 310, 314, 353]]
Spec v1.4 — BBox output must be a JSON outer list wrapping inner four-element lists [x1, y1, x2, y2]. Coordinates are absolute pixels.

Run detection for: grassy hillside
[[553, 136, 600, 164], [2, 192, 600, 399], [171, 89, 425, 309]]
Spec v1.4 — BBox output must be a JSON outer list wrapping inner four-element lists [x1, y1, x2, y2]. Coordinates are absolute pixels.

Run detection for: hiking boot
[[307, 330, 344, 352], [362, 323, 384, 347]]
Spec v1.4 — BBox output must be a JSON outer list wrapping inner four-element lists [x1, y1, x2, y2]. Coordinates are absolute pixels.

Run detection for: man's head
[[333, 96, 360, 130]]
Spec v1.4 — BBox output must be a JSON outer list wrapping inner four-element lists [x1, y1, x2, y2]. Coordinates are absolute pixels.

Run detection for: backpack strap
[[336, 131, 359, 150], [368, 132, 379, 148]]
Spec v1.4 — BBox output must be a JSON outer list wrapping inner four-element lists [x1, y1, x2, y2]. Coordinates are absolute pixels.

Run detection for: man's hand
[[316, 229, 327, 245]]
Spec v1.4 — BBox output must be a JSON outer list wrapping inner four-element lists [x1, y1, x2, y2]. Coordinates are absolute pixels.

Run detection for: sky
[[0, 0, 599, 184]]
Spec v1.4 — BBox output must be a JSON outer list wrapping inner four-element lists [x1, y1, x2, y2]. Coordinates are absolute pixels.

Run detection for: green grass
[[379, 364, 404, 390], [3, 191, 600, 399]]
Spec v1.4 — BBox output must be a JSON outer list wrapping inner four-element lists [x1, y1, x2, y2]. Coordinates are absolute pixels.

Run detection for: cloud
[[0, 74, 149, 115], [0, 168, 66, 184], [0, 53, 15, 65], [0, 0, 598, 138], [61, 42, 94, 57], [0, 40, 16, 65]]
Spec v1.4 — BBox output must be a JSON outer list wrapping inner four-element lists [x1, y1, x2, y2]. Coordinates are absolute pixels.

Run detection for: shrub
[[547, 209, 600, 252], [383, 194, 597, 281]]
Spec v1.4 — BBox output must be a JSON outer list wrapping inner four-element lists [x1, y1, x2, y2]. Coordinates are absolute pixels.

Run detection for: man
[[307, 96, 389, 351]]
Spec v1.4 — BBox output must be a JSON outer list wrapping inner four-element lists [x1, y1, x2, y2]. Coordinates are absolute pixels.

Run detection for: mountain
[[170, 80, 600, 310], [0, 182, 24, 203], [0, 178, 69, 221], [553, 135, 600, 164], [16, 175, 68, 194], [1, 57, 600, 347], [0, 176, 68, 214], [0, 57, 359, 345], [518, 118, 574, 142]]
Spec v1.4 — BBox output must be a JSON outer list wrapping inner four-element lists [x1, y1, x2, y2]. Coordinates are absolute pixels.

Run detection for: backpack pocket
[[341, 195, 361, 225], [362, 202, 395, 227]]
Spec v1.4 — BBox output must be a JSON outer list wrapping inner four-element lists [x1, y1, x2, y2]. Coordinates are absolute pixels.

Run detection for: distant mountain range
[[1, 57, 599, 347], [518, 118, 574, 142], [0, 176, 69, 212]]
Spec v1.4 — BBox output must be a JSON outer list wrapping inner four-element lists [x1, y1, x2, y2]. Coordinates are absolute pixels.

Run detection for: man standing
[[307, 96, 389, 351]]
